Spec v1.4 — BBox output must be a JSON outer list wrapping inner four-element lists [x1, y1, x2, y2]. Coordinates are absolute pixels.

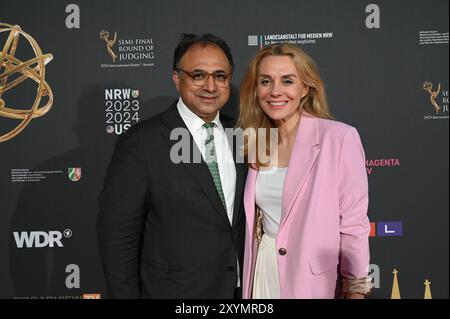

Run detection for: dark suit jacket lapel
[[232, 161, 246, 228], [160, 103, 230, 225]]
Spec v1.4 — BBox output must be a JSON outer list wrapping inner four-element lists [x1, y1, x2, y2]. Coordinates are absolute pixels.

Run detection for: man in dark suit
[[97, 34, 246, 298]]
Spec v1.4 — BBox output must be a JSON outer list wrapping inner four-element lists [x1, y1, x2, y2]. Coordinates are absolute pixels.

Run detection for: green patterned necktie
[[203, 122, 227, 211]]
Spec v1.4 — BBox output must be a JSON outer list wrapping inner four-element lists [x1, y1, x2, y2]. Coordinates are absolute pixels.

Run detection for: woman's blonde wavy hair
[[237, 43, 332, 168]]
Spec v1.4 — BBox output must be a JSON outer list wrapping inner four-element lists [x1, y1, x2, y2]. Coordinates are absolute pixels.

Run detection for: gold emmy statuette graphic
[[0, 23, 53, 143], [424, 279, 432, 299], [391, 269, 401, 299], [100, 30, 117, 62], [423, 81, 441, 114]]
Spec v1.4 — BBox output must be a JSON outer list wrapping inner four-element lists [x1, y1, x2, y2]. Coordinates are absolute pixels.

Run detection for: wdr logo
[[13, 229, 72, 248]]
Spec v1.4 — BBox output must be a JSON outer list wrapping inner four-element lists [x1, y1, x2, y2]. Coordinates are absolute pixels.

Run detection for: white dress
[[253, 167, 287, 299]]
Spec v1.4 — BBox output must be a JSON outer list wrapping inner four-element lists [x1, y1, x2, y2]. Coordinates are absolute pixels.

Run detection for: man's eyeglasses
[[177, 69, 231, 88]]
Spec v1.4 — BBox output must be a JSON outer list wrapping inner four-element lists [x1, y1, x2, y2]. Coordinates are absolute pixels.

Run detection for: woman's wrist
[[342, 277, 373, 295]]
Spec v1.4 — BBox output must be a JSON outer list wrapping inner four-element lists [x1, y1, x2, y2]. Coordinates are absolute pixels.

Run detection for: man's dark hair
[[173, 33, 234, 73]]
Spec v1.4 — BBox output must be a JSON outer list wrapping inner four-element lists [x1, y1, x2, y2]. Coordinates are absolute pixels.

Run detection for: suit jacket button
[[227, 266, 236, 272], [278, 248, 287, 256]]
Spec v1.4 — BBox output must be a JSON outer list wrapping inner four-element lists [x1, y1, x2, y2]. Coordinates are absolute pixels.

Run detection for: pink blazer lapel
[[280, 115, 320, 231]]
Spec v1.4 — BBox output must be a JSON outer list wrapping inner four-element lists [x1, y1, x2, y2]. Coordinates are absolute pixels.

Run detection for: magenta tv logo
[[366, 158, 400, 175]]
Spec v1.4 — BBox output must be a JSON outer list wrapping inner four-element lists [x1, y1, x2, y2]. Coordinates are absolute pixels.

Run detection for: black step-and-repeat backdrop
[[1, 0, 448, 299]]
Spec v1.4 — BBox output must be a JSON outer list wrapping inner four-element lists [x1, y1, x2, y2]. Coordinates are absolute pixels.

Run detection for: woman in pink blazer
[[237, 43, 372, 299]]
